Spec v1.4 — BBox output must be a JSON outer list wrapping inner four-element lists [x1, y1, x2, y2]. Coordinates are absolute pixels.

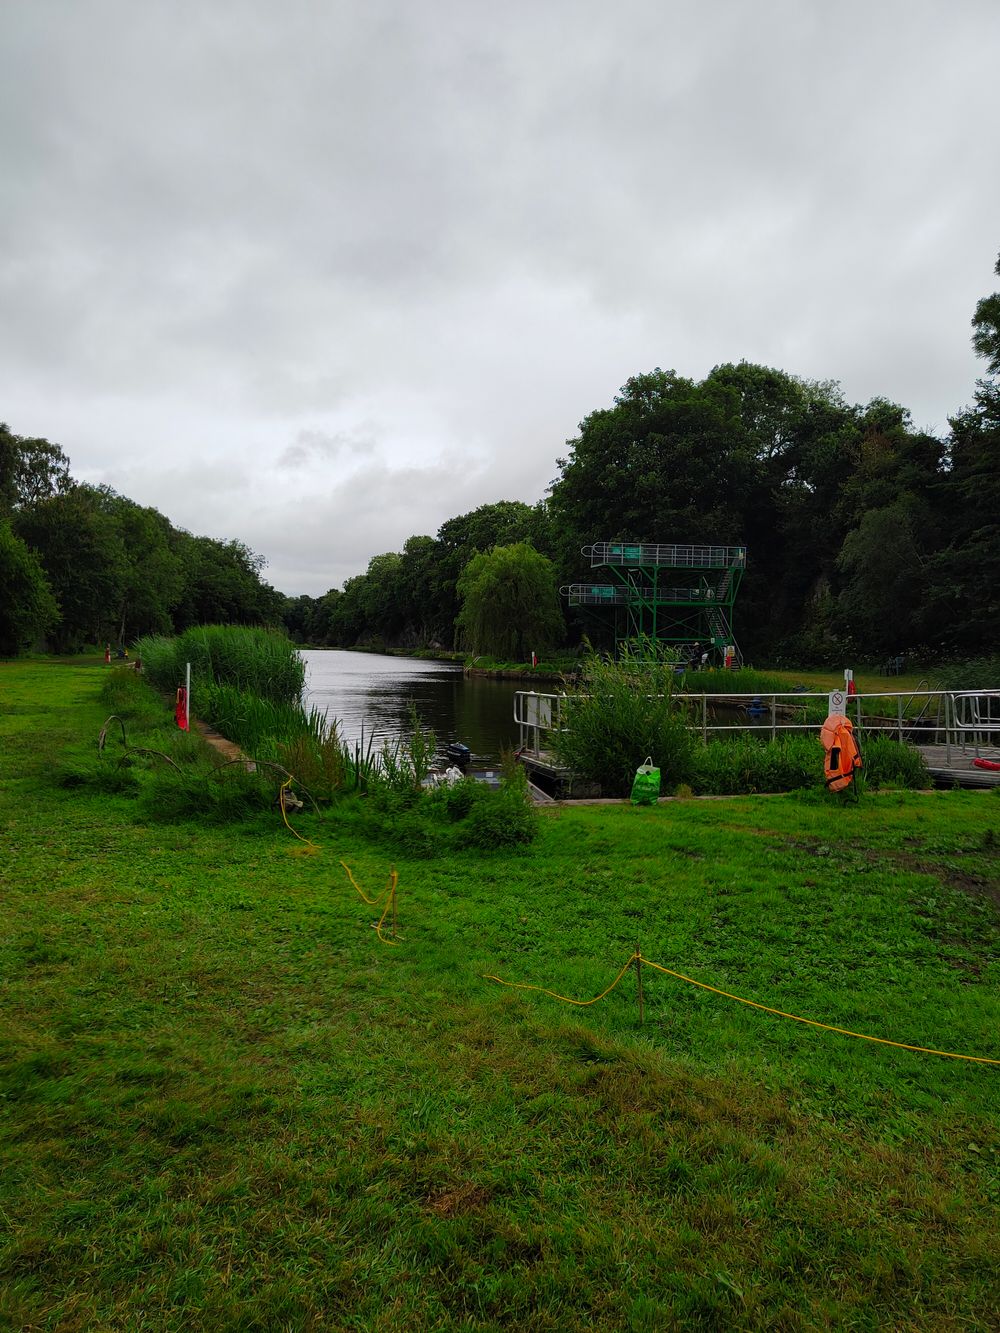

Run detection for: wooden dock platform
[[916, 744, 1000, 789]]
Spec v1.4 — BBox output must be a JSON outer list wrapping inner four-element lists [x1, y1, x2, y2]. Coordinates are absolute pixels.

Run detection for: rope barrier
[[484, 951, 1000, 1066]]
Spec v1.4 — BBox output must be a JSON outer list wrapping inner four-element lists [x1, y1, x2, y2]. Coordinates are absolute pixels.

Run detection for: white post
[[185, 661, 191, 732]]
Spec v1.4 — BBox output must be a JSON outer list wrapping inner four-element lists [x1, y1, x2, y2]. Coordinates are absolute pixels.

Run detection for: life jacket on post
[[175, 686, 189, 731], [821, 713, 862, 792]]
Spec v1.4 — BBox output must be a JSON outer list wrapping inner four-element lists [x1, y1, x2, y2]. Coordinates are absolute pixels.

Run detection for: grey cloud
[[278, 426, 379, 469], [2, 0, 998, 590]]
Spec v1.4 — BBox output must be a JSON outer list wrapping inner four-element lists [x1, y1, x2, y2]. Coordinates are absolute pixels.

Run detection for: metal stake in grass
[[635, 938, 644, 1024]]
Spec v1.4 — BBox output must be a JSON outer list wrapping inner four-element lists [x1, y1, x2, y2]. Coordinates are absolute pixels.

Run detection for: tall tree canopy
[[455, 542, 563, 659], [971, 250, 1000, 376], [0, 519, 59, 654], [0, 424, 71, 515]]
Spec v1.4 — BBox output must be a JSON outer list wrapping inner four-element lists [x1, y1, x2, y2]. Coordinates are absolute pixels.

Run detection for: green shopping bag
[[630, 756, 660, 805]]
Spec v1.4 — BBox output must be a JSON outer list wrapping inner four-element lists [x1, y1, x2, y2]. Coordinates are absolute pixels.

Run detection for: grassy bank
[[2, 658, 999, 1329]]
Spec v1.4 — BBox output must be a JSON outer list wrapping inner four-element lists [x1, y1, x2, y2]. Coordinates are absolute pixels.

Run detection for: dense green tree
[[14, 486, 129, 651], [0, 424, 71, 515], [308, 588, 342, 644], [172, 534, 282, 630], [455, 542, 563, 659], [436, 501, 550, 639], [927, 380, 1000, 650], [82, 487, 186, 642], [0, 519, 59, 654], [835, 500, 929, 655], [358, 552, 407, 643], [971, 250, 1000, 376]]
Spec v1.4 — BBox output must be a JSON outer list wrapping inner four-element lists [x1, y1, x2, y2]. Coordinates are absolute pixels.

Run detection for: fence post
[[635, 941, 644, 1024]]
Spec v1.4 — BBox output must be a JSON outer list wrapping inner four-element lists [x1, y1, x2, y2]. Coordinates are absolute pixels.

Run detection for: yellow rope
[[483, 954, 637, 1007], [339, 859, 382, 905], [278, 777, 317, 847], [484, 952, 1000, 1066], [340, 862, 399, 946]]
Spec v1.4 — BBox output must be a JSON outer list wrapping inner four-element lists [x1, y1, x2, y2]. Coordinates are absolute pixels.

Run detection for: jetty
[[514, 687, 1000, 792]]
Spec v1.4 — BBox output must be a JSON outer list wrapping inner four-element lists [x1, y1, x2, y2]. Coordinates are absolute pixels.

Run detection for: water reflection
[[302, 650, 521, 765]]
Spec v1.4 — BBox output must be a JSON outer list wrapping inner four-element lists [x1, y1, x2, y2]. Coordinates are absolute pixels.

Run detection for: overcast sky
[[2, 1, 998, 595]]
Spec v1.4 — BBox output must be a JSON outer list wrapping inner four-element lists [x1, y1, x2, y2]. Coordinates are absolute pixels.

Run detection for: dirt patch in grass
[[425, 1182, 493, 1216]]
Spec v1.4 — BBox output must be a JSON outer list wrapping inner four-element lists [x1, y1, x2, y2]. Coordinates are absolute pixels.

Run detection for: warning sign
[[828, 689, 847, 715]]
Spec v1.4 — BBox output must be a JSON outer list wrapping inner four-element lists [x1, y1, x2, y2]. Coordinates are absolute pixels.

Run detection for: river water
[[302, 649, 522, 765]]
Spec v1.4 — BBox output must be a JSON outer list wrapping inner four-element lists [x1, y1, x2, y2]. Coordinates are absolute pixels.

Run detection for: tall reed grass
[[136, 624, 305, 705]]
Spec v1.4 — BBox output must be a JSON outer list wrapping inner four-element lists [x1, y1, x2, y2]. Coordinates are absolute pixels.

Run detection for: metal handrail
[[514, 687, 1000, 756], [584, 542, 747, 569]]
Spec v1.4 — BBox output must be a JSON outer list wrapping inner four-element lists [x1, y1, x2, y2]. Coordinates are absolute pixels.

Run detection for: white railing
[[514, 688, 1000, 760]]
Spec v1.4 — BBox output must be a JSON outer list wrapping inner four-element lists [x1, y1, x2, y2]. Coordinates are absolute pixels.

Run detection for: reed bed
[[136, 624, 305, 706]]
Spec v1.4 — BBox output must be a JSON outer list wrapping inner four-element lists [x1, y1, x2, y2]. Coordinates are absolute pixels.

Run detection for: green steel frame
[[561, 541, 747, 660]]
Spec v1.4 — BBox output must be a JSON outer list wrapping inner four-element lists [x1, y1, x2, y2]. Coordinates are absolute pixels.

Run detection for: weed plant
[[679, 665, 801, 695], [691, 735, 817, 794]]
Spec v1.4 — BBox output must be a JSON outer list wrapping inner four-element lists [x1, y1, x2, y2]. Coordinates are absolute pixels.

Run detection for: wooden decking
[[916, 744, 1000, 788]]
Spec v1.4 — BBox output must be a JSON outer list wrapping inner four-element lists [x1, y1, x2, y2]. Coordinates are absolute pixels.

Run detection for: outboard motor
[[444, 741, 472, 771]]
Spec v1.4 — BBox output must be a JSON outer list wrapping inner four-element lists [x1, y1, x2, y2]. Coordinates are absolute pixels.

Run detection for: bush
[[861, 735, 929, 790], [691, 735, 818, 795], [425, 777, 490, 822], [555, 645, 695, 797], [455, 769, 537, 850], [689, 732, 929, 795]]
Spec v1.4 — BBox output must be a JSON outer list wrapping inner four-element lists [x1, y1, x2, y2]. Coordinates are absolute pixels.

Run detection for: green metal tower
[[561, 541, 747, 663]]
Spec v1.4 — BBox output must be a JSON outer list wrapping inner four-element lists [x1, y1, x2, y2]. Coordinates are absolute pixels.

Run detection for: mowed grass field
[[1, 659, 999, 1331]]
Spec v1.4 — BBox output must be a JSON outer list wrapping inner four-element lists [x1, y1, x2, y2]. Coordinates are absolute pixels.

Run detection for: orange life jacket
[[821, 713, 862, 792]]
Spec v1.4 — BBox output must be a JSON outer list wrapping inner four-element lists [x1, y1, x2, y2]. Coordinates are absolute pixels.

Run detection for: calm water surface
[[302, 650, 521, 765]]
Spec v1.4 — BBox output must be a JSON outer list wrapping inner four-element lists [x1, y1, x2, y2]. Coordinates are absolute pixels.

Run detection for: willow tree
[[455, 542, 563, 659]]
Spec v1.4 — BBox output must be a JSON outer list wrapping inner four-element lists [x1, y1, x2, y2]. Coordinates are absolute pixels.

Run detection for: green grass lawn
[[2, 659, 999, 1330]]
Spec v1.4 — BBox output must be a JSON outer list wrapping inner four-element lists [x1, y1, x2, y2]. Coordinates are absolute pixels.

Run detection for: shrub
[[692, 735, 818, 795], [426, 777, 490, 822], [455, 769, 537, 850], [555, 644, 695, 797], [860, 735, 929, 790], [689, 732, 929, 795]]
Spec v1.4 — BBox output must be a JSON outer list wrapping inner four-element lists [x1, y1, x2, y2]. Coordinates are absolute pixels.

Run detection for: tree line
[[4, 251, 998, 664], [0, 435, 283, 655], [285, 251, 1000, 665]]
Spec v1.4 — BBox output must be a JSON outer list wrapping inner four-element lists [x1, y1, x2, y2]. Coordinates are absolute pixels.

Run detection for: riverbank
[[3, 658, 1000, 1328]]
